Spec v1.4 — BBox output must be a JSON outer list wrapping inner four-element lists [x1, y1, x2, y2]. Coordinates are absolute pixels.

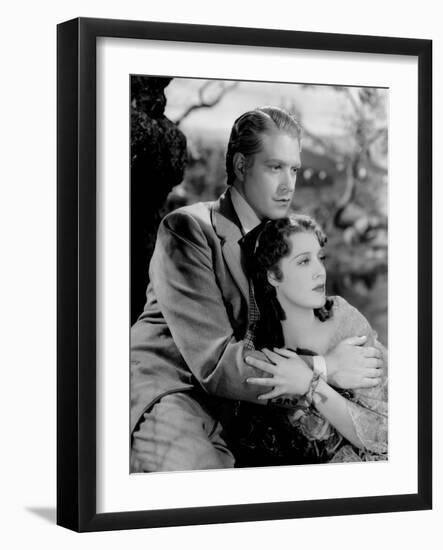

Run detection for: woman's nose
[[314, 262, 326, 279]]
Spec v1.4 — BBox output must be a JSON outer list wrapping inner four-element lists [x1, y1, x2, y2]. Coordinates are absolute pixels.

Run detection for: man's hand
[[245, 348, 313, 399], [325, 336, 383, 389]]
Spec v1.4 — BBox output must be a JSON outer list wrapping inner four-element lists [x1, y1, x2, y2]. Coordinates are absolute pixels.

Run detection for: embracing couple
[[130, 106, 387, 472]]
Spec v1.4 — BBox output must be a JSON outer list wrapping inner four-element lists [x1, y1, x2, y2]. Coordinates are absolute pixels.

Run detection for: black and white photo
[[130, 76, 388, 472]]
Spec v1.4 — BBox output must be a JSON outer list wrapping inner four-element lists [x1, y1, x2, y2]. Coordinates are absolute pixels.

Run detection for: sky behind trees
[[165, 78, 387, 142]]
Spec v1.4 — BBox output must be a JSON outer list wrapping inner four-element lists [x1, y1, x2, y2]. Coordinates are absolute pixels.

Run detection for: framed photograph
[[57, 17, 432, 532]]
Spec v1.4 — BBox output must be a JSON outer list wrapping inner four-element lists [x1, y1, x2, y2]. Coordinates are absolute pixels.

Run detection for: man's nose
[[279, 170, 296, 193]]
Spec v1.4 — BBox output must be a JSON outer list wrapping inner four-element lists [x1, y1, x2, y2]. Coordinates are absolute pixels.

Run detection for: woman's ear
[[233, 152, 247, 181], [267, 270, 279, 288]]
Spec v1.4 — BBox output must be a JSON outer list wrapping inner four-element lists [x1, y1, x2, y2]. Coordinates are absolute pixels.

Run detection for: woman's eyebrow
[[290, 247, 323, 260], [291, 251, 311, 260]]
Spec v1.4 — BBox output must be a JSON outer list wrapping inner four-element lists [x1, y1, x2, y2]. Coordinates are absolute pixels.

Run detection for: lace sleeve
[[331, 296, 388, 456]]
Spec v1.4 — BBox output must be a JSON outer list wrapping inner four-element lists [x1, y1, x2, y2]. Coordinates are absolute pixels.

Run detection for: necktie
[[239, 225, 266, 350], [243, 280, 260, 350]]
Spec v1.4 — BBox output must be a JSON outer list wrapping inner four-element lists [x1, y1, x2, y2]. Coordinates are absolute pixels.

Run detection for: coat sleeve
[[146, 209, 267, 402]]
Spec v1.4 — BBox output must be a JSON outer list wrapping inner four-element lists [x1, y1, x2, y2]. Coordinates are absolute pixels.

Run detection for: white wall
[[0, 0, 440, 547]]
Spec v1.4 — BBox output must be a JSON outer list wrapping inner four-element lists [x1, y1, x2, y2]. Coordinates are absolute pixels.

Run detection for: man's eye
[[291, 167, 298, 175], [271, 165, 281, 171]]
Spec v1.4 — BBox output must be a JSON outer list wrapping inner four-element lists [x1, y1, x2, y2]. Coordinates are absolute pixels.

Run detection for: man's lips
[[274, 198, 291, 204]]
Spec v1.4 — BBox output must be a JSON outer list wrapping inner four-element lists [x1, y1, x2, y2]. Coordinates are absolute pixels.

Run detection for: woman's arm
[[310, 378, 365, 449], [310, 374, 388, 453], [344, 339, 388, 454], [246, 346, 387, 453], [245, 348, 363, 448], [330, 297, 388, 453]]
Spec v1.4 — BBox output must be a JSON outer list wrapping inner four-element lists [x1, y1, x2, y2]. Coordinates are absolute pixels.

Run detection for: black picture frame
[[57, 17, 432, 532]]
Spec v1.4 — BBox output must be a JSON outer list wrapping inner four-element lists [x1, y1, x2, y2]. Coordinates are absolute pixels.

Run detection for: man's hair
[[225, 106, 302, 186]]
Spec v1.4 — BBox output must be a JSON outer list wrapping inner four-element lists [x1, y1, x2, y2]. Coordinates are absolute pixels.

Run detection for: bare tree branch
[[336, 158, 357, 210], [366, 127, 387, 146], [301, 125, 346, 161], [175, 81, 238, 125], [342, 87, 363, 118]]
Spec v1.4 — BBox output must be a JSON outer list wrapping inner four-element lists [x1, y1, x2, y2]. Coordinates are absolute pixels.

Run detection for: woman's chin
[[313, 295, 327, 309]]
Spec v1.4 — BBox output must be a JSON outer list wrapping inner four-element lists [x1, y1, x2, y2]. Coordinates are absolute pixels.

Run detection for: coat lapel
[[211, 190, 249, 303]]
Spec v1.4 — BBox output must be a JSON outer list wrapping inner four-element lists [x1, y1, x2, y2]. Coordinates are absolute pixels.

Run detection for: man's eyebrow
[[266, 157, 301, 167]]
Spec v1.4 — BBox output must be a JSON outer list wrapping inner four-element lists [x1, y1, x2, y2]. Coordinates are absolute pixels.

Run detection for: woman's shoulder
[[330, 295, 364, 317], [328, 295, 375, 344]]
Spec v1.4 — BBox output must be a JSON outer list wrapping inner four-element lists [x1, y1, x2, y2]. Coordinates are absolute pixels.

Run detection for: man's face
[[234, 130, 301, 220]]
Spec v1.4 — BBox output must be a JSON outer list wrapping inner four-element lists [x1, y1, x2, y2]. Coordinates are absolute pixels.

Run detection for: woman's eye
[[299, 258, 309, 265], [319, 254, 327, 262]]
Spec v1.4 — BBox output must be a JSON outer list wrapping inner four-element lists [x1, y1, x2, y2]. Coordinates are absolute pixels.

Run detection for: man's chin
[[267, 207, 291, 219]]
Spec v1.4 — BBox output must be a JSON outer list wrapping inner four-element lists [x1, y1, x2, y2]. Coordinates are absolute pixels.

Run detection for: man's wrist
[[313, 355, 327, 381], [298, 354, 314, 369], [324, 352, 337, 383]]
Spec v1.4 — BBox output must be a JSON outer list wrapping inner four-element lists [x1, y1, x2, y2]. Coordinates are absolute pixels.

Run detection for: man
[[130, 106, 382, 472]]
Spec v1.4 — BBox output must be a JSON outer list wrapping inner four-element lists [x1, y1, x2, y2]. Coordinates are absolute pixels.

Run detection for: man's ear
[[233, 152, 247, 181], [267, 270, 279, 288]]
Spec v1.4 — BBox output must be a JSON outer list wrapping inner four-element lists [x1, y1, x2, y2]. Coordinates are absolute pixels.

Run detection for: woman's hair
[[246, 215, 334, 350], [225, 106, 302, 186]]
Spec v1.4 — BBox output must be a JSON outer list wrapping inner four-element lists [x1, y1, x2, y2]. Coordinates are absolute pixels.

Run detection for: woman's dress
[[226, 296, 388, 467]]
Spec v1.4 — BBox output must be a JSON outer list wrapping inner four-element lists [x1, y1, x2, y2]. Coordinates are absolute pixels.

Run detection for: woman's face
[[271, 231, 327, 311]]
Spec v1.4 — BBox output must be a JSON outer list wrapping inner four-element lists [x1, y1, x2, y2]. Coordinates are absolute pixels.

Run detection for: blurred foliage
[[131, 76, 187, 324]]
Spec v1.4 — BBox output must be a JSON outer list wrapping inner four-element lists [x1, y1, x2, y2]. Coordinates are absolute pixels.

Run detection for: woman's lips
[[312, 284, 325, 292]]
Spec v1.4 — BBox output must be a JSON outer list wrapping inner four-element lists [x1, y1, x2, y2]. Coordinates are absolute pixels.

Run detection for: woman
[[229, 214, 387, 466]]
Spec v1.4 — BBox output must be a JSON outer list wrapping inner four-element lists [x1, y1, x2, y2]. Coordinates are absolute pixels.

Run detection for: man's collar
[[230, 186, 261, 236]]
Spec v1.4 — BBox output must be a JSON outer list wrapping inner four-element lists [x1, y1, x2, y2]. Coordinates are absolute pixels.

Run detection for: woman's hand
[[245, 348, 313, 400]]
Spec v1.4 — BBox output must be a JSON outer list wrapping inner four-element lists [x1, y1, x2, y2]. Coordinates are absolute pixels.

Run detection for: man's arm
[[145, 211, 382, 403], [148, 210, 269, 403], [324, 335, 383, 389]]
